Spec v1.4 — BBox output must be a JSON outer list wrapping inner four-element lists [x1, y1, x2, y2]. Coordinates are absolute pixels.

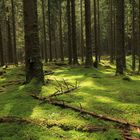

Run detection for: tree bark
[[0, 25, 4, 66], [48, 0, 52, 62], [11, 0, 18, 65], [85, 0, 93, 67], [41, 0, 48, 63], [23, 0, 44, 83], [71, 0, 78, 64], [67, 0, 72, 64], [59, 0, 64, 62], [116, 0, 125, 75]]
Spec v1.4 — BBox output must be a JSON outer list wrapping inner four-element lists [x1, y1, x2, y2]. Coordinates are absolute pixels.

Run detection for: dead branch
[[31, 94, 140, 129], [1, 80, 24, 88]]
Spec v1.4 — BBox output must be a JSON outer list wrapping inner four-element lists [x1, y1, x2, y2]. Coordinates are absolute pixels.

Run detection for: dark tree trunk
[[97, 0, 101, 62], [132, 1, 136, 71], [0, 26, 4, 66], [71, 0, 78, 64], [139, 0, 140, 72], [41, 0, 48, 63], [109, 0, 114, 63], [7, 17, 13, 64], [67, 0, 72, 64], [11, 0, 18, 65], [48, 0, 52, 62], [116, 0, 125, 75], [59, 0, 64, 62], [93, 0, 98, 68], [23, 0, 44, 83], [85, 0, 93, 67], [80, 0, 84, 62]]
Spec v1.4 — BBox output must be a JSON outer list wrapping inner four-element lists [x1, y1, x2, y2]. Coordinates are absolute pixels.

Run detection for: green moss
[[0, 61, 140, 139]]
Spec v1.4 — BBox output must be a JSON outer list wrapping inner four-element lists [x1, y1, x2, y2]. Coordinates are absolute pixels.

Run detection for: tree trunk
[[67, 0, 72, 64], [11, 0, 18, 65], [0, 25, 4, 66], [7, 17, 13, 64], [59, 0, 64, 62], [116, 0, 125, 75], [71, 0, 78, 65], [41, 0, 48, 63], [85, 0, 93, 67], [23, 0, 44, 83], [132, 1, 136, 71], [138, 0, 140, 72], [48, 0, 52, 62], [80, 0, 84, 62], [93, 0, 98, 68]]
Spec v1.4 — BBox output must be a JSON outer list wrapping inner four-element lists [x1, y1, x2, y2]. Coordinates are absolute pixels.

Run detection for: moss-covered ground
[[0, 59, 140, 140]]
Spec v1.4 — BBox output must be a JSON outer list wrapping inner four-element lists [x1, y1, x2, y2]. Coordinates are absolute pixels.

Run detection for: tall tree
[[93, 0, 98, 68], [71, 0, 78, 64], [67, 0, 72, 64], [7, 16, 13, 64], [80, 0, 84, 62], [109, 0, 114, 63], [0, 25, 4, 66], [139, 0, 140, 72], [11, 0, 18, 65], [41, 0, 48, 63], [48, 0, 52, 62], [23, 0, 44, 83], [59, 0, 64, 61], [116, 0, 125, 74], [132, 0, 136, 71], [85, 0, 93, 67]]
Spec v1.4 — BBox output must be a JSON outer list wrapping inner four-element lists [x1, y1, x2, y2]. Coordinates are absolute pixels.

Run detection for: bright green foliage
[[0, 61, 140, 139]]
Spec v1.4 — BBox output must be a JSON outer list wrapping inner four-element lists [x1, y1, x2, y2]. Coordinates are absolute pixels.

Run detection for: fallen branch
[[1, 80, 24, 87], [48, 86, 78, 98], [47, 79, 79, 99], [31, 94, 140, 129], [0, 116, 106, 133], [44, 70, 54, 75]]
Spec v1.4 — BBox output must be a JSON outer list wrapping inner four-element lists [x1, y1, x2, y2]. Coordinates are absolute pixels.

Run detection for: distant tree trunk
[[41, 0, 48, 63], [80, 0, 84, 62], [11, 0, 18, 65], [59, 0, 64, 62], [116, 0, 125, 75], [109, 0, 114, 63], [0, 26, 4, 66], [48, 0, 52, 62], [85, 0, 93, 67], [139, 0, 140, 72], [7, 17, 13, 64], [132, 1, 136, 71], [97, 0, 101, 62], [93, 0, 98, 68], [71, 0, 78, 64], [23, 0, 44, 83], [67, 0, 72, 64]]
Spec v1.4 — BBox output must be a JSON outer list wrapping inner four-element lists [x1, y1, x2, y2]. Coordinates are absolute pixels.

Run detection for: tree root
[[0, 116, 106, 133]]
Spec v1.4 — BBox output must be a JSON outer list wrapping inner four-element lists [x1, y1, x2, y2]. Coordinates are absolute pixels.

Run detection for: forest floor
[[0, 58, 140, 140]]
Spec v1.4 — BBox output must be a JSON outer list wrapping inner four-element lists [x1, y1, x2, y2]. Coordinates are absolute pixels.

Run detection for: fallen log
[[0, 116, 106, 133], [31, 94, 140, 129]]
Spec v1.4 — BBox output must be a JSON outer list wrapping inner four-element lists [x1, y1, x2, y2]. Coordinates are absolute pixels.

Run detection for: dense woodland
[[0, 0, 140, 139]]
